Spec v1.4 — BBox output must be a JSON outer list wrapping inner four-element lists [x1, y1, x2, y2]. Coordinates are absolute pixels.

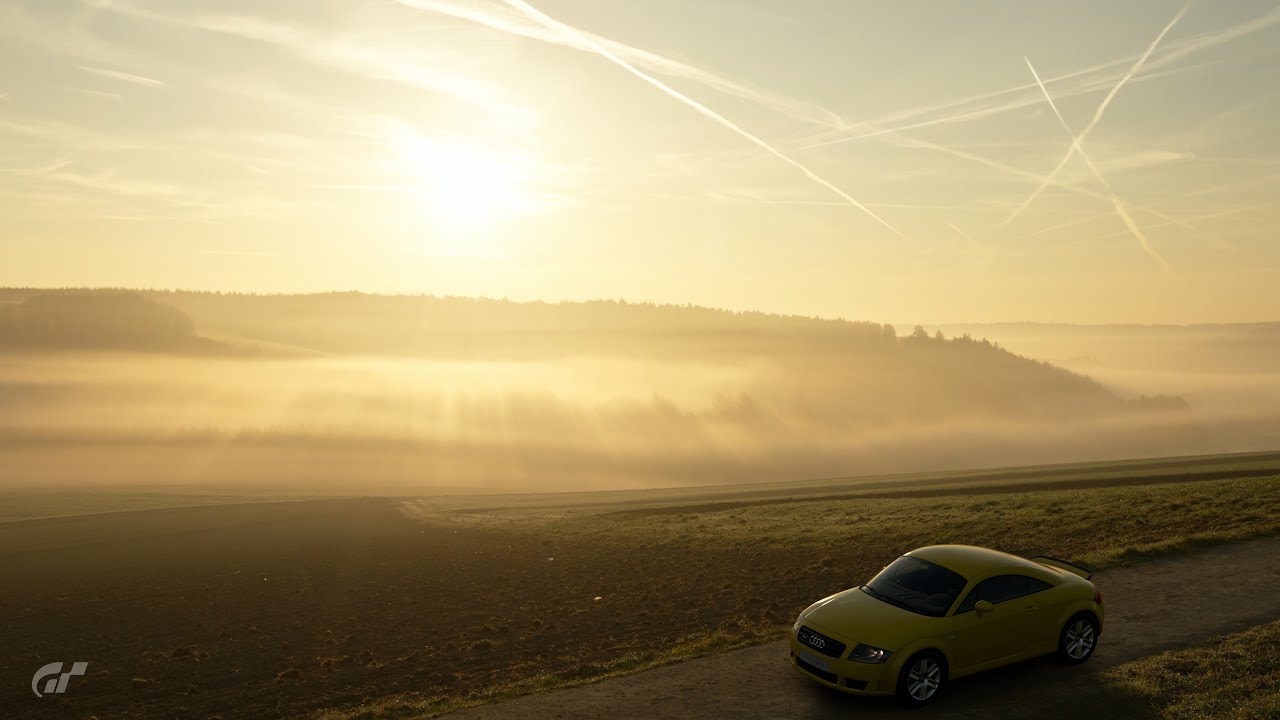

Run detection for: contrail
[[1111, 199, 1171, 272], [496, 0, 906, 239], [884, 133, 1199, 237], [800, 0, 1267, 152], [800, 60, 1211, 151], [805, 104, 1012, 149], [1091, 200, 1274, 248], [395, 0, 847, 130], [1004, 4, 1190, 225], [1024, 56, 1171, 271], [947, 223, 975, 242]]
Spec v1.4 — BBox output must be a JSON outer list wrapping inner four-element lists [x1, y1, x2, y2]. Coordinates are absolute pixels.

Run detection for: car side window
[[1027, 577, 1054, 595], [984, 574, 1028, 604], [953, 574, 1029, 614]]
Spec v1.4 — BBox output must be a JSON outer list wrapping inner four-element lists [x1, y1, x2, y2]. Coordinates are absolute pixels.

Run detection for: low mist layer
[[1, 290, 1275, 492]]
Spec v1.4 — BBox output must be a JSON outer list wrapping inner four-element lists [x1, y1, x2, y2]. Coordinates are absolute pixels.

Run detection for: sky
[[1, 0, 1278, 324]]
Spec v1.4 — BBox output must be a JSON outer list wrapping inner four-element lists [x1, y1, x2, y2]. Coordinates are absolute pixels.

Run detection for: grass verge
[[1105, 620, 1280, 720]]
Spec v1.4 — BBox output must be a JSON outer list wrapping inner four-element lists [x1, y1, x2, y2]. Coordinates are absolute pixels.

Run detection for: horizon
[[3, 1, 1280, 324], [4, 285, 1280, 328]]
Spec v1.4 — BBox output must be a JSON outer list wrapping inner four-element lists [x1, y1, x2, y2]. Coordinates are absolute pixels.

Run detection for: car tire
[[1057, 612, 1099, 665], [896, 650, 946, 707]]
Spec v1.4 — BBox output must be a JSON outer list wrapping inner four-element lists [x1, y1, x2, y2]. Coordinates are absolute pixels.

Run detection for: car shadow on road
[[800, 656, 1156, 719]]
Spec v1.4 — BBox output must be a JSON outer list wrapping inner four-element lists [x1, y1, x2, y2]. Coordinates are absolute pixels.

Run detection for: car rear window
[[1028, 577, 1054, 594]]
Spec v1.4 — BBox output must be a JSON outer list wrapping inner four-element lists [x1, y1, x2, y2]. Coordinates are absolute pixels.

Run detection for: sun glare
[[399, 136, 533, 229]]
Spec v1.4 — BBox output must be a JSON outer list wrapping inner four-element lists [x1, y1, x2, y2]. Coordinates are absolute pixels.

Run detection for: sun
[[398, 136, 533, 229]]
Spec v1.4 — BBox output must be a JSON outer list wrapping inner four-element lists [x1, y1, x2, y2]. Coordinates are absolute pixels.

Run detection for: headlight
[[848, 643, 892, 664]]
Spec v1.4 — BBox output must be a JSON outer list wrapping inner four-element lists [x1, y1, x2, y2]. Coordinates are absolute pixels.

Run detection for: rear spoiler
[[1032, 556, 1094, 580]]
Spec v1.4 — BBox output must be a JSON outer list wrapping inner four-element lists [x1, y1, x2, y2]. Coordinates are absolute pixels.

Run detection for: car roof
[[906, 544, 1045, 578]]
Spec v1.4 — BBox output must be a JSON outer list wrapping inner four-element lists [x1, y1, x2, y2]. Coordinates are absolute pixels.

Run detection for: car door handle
[[1024, 605, 1038, 612]]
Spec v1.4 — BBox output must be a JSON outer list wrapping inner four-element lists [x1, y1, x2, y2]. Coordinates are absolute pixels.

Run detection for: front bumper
[[789, 633, 895, 696]]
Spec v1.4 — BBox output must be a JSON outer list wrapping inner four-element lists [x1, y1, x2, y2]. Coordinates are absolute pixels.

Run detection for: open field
[[7, 449, 1275, 523], [0, 487, 338, 524], [2, 453, 1278, 719]]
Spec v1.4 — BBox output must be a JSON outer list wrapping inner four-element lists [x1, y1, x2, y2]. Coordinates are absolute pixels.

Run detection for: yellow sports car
[[790, 545, 1104, 706]]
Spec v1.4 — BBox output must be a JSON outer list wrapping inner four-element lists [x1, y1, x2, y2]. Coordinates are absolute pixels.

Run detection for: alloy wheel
[[1066, 618, 1096, 659], [907, 657, 941, 701]]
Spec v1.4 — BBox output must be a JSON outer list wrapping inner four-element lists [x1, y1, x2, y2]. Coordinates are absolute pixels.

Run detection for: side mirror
[[975, 600, 994, 615]]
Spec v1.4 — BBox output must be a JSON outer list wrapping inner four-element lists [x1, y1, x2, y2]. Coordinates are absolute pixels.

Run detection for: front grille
[[794, 653, 838, 684], [797, 626, 847, 658]]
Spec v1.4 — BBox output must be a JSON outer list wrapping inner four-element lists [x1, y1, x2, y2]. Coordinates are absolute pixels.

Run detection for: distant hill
[[0, 290, 232, 353], [148, 290, 1160, 423], [0, 288, 1191, 425]]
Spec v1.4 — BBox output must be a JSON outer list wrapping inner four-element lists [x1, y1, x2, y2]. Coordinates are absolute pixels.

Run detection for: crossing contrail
[[1004, 4, 1190, 225], [497, 0, 907, 240], [1024, 56, 1171, 271]]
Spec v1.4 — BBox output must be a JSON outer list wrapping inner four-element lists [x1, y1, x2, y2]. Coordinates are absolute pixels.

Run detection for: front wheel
[[896, 651, 945, 707], [1058, 613, 1099, 664]]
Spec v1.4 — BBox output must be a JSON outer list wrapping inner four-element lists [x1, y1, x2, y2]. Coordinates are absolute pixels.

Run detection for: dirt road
[[446, 536, 1280, 720]]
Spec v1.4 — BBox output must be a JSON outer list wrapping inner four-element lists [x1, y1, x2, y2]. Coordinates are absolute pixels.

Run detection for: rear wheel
[[896, 651, 945, 707], [1058, 613, 1099, 664]]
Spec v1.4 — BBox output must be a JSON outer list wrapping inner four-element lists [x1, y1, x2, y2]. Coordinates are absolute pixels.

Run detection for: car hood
[[801, 587, 937, 650]]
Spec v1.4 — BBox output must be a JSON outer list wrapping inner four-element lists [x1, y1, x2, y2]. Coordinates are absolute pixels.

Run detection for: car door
[[949, 574, 1032, 671]]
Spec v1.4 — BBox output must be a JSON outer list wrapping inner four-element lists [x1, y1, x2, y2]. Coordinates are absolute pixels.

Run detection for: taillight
[[1093, 588, 1103, 605]]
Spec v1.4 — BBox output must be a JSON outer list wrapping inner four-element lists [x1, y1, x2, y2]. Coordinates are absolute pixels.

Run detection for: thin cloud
[[1004, 5, 1190, 225], [78, 64, 165, 87], [1096, 150, 1195, 174], [24, 166, 186, 199], [74, 88, 123, 101], [90, 0, 524, 119], [489, 0, 905, 239]]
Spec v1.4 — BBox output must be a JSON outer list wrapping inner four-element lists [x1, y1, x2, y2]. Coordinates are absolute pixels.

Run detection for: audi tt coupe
[[790, 545, 1104, 706]]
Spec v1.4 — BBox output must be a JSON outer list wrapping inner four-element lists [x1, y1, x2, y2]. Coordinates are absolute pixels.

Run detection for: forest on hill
[[1, 289, 1226, 490], [0, 288, 1174, 426]]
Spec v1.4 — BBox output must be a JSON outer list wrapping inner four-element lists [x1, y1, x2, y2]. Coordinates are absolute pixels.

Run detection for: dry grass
[[487, 474, 1280, 571], [1104, 620, 1280, 720]]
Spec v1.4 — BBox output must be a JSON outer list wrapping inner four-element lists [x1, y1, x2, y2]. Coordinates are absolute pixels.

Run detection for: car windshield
[[862, 556, 968, 617]]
